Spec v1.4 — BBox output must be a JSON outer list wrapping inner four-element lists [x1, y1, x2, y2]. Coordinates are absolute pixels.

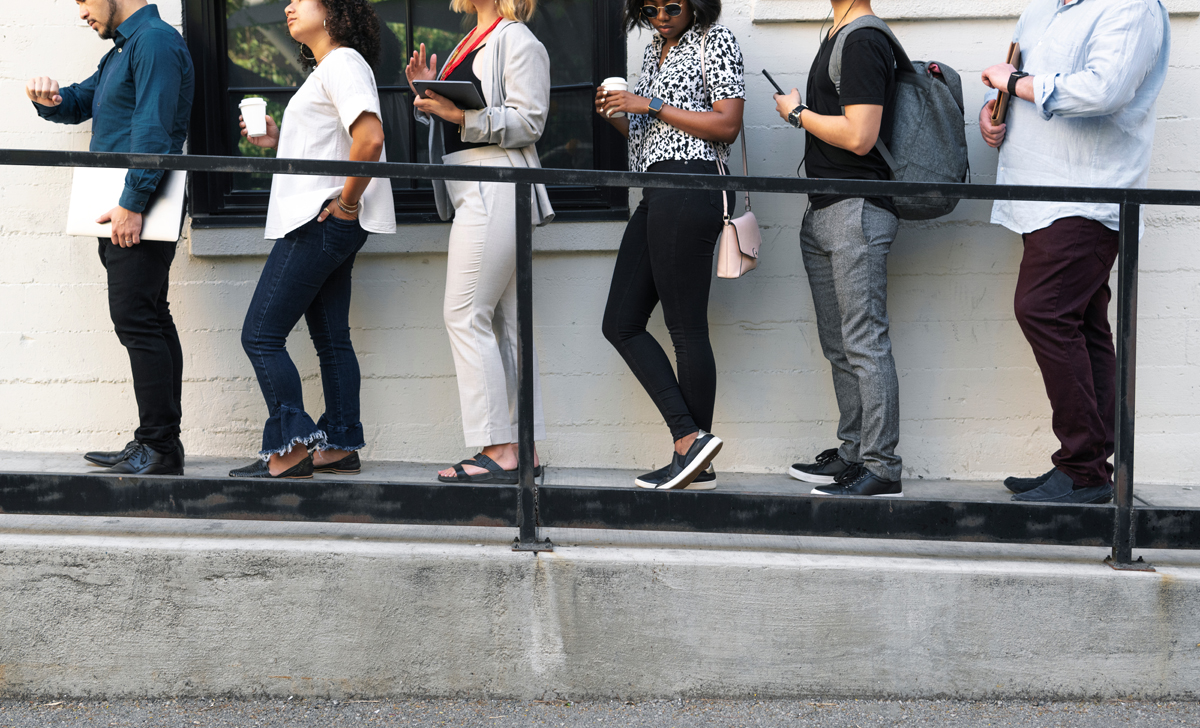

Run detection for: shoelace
[[834, 462, 866, 485], [813, 448, 840, 466]]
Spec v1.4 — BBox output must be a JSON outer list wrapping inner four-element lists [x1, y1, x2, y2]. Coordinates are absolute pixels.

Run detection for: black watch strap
[[1007, 71, 1029, 97], [788, 104, 808, 129]]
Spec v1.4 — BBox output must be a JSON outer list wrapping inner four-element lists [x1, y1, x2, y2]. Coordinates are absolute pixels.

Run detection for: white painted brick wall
[[1, 1, 1197, 483]]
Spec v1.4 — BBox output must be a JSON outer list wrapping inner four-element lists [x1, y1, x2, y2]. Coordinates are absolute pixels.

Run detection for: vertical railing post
[[512, 182, 550, 551], [1111, 202, 1141, 567]]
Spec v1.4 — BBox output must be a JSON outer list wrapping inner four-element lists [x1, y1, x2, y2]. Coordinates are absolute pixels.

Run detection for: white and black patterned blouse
[[627, 23, 745, 173]]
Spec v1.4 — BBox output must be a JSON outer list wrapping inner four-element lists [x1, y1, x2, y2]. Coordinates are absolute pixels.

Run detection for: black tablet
[[413, 80, 487, 110]]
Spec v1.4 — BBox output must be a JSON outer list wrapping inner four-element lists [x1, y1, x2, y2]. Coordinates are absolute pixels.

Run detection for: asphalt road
[[0, 698, 1197, 727]]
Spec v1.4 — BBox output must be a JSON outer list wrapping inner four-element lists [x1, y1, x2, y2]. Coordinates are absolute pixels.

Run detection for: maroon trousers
[[1015, 217, 1118, 488]]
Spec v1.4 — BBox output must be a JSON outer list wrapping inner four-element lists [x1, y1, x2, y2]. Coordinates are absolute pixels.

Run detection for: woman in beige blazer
[[407, 0, 551, 483]]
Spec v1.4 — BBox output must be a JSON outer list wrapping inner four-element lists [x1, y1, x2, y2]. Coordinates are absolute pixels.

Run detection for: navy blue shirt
[[35, 5, 194, 212]]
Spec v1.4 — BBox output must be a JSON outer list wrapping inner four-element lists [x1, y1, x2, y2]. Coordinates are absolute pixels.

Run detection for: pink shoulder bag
[[700, 30, 762, 279]]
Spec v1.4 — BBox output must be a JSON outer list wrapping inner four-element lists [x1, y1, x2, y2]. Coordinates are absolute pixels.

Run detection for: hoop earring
[[323, 19, 327, 29]]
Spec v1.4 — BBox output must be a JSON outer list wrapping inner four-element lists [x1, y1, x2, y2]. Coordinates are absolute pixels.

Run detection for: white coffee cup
[[239, 96, 268, 138], [601, 77, 628, 118]]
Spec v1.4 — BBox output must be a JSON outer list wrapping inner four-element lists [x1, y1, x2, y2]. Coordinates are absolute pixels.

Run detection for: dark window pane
[[528, 0, 595, 87], [226, 0, 303, 89], [539, 89, 595, 170], [372, 0, 409, 87], [412, 0, 468, 67]]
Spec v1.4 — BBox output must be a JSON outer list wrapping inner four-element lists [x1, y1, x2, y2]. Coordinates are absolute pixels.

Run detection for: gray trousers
[[800, 198, 902, 481]]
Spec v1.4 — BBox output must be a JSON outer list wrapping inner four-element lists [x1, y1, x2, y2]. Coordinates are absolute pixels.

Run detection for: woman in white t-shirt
[[229, 0, 396, 479]]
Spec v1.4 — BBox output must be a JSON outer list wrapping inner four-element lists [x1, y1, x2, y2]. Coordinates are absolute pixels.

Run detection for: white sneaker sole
[[810, 487, 904, 497], [658, 437, 723, 490], [788, 466, 838, 484], [683, 479, 716, 491]]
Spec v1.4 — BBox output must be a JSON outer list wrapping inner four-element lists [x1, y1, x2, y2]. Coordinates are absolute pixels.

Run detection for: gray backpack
[[829, 16, 968, 220]]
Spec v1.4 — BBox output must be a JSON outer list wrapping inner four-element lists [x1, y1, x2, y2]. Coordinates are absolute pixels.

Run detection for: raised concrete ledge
[[752, 0, 1200, 22], [1, 515, 1197, 701]]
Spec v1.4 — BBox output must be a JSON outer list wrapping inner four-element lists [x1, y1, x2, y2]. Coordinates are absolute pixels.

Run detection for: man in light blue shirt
[[978, 0, 1169, 504]]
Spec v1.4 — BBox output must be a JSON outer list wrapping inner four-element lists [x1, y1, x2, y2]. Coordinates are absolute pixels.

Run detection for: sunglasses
[[640, 3, 684, 19]]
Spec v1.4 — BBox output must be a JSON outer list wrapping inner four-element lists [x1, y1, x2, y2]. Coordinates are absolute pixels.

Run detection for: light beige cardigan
[[415, 19, 555, 226]]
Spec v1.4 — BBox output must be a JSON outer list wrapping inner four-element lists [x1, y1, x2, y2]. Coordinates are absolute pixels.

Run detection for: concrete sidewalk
[[1, 697, 1198, 727]]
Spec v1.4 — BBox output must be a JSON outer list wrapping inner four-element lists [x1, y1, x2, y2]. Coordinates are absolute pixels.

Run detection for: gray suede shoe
[[1011, 469, 1113, 503]]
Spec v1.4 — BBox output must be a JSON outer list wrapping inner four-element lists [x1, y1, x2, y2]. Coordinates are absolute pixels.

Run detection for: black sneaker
[[635, 464, 716, 490], [788, 448, 855, 484], [654, 432, 723, 490], [811, 464, 902, 497], [1004, 468, 1055, 494], [1011, 469, 1113, 503]]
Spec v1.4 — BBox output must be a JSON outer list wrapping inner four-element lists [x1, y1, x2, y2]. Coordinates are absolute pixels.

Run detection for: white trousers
[[443, 145, 546, 447]]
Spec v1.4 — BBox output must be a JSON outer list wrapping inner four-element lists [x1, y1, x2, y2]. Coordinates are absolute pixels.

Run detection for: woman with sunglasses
[[405, 0, 553, 484], [597, 0, 744, 490], [230, 0, 394, 479]]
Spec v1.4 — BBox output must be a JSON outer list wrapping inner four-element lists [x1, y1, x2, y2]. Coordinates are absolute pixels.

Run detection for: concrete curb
[[1, 519, 1197, 700]]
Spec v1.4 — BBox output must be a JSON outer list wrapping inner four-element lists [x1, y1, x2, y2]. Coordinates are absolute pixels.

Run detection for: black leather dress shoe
[[84, 440, 139, 467], [229, 453, 314, 479], [102, 442, 184, 476], [86, 439, 185, 468]]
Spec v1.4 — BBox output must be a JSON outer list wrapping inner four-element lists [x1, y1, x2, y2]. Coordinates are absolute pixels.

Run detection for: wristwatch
[[787, 104, 808, 129], [647, 97, 665, 119], [1007, 70, 1030, 96]]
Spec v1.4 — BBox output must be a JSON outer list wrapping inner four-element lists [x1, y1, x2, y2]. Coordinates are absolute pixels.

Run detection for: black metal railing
[[2, 148, 1198, 568]]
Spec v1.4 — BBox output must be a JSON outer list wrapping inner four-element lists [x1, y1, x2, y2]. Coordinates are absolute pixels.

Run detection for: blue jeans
[[241, 213, 369, 459]]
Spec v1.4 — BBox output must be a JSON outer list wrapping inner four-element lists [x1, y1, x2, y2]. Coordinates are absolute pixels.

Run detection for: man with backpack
[[979, 0, 1169, 503], [774, 0, 904, 497]]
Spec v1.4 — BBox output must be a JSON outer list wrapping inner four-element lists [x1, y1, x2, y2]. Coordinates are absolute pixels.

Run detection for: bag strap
[[827, 15, 910, 178], [699, 29, 752, 215]]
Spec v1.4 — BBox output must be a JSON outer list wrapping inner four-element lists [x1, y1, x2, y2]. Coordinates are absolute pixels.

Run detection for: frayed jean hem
[[257, 429, 327, 462]]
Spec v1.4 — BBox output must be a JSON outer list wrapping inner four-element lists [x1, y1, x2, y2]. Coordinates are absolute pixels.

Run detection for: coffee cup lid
[[601, 77, 627, 85], [239, 97, 266, 106]]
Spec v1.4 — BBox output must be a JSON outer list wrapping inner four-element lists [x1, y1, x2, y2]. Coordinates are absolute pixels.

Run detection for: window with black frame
[[185, 0, 627, 226]]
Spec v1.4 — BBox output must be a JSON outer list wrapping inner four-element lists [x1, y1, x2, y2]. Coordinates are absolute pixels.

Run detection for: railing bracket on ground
[[512, 537, 555, 553], [1105, 555, 1155, 572]]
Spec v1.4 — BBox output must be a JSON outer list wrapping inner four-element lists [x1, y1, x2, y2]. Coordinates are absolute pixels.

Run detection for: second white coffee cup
[[601, 77, 628, 118], [239, 97, 268, 138]]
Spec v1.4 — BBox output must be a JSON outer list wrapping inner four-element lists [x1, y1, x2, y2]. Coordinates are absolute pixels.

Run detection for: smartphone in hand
[[762, 69, 786, 96]]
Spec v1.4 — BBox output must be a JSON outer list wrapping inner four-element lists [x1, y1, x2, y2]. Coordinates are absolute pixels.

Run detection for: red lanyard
[[439, 17, 503, 80]]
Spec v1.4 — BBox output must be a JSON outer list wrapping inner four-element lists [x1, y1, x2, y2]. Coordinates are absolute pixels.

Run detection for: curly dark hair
[[622, 0, 721, 34], [299, 0, 382, 71]]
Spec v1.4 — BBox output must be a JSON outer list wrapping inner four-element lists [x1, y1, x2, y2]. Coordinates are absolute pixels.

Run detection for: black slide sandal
[[437, 453, 519, 484]]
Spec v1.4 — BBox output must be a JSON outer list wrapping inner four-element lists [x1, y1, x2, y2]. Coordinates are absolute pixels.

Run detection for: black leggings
[[602, 159, 725, 441]]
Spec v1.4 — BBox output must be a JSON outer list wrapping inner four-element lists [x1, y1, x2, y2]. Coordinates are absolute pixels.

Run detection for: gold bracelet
[[336, 195, 360, 214]]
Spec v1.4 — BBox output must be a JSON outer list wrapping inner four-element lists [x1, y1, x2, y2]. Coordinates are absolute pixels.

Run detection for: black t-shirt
[[804, 26, 897, 215], [440, 47, 490, 156]]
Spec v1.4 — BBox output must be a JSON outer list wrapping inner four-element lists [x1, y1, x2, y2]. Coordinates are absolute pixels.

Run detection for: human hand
[[318, 198, 359, 223], [239, 114, 280, 149], [27, 77, 62, 106], [413, 89, 463, 124], [598, 90, 651, 118], [405, 43, 438, 96], [980, 99, 1006, 148], [981, 63, 1018, 91], [775, 88, 802, 122], [98, 206, 143, 247]]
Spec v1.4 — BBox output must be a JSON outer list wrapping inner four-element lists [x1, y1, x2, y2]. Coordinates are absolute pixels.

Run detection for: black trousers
[[98, 238, 183, 451], [602, 159, 725, 441]]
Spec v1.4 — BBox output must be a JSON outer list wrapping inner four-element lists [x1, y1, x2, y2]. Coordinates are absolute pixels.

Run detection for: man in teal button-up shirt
[[27, 0, 194, 475]]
